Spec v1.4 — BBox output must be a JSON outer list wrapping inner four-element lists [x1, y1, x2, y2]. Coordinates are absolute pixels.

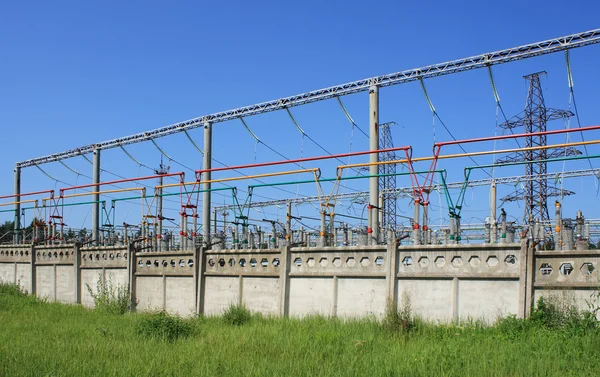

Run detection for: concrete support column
[[286, 201, 292, 246], [127, 243, 137, 312], [554, 201, 562, 250], [490, 180, 497, 244], [452, 277, 459, 322], [213, 208, 218, 235], [413, 200, 421, 245], [385, 230, 398, 310], [14, 166, 21, 244], [501, 210, 507, 244], [518, 238, 529, 318], [422, 203, 429, 245], [157, 175, 164, 251], [331, 276, 339, 317], [195, 246, 206, 314], [279, 245, 291, 317], [29, 245, 36, 295], [74, 243, 81, 304], [525, 240, 535, 317], [202, 121, 212, 249], [369, 85, 379, 244], [320, 210, 327, 247], [92, 149, 101, 246]]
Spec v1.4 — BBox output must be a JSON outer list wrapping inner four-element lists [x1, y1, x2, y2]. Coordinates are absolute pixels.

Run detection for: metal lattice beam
[[16, 28, 600, 168], [214, 168, 600, 211]]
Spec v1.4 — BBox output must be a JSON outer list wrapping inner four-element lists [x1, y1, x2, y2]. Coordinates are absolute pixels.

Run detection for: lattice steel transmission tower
[[379, 122, 397, 235], [497, 71, 578, 225]]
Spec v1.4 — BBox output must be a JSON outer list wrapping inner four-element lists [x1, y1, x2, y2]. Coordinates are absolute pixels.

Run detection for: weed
[[0, 283, 26, 297], [135, 311, 193, 342], [222, 303, 252, 326], [86, 275, 130, 315], [532, 296, 598, 334], [382, 293, 418, 334]]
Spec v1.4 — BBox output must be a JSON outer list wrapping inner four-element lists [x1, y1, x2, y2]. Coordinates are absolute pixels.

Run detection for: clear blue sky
[[1, 0, 599, 234]]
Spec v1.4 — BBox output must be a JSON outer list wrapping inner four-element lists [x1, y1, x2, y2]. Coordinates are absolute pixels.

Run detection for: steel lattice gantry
[[11, 28, 600, 246], [15, 28, 600, 168], [214, 169, 600, 212]]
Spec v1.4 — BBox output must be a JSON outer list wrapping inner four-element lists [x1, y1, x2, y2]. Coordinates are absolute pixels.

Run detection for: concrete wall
[[80, 245, 129, 308], [133, 250, 196, 317], [1, 240, 599, 322], [533, 250, 600, 316], [396, 244, 523, 323]]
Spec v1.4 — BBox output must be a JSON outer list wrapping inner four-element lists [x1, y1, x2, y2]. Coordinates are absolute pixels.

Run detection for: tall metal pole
[[202, 121, 212, 248], [92, 148, 101, 245], [490, 180, 497, 244], [286, 201, 292, 246], [157, 175, 163, 250], [369, 85, 380, 244], [13, 166, 21, 243], [554, 201, 562, 250]]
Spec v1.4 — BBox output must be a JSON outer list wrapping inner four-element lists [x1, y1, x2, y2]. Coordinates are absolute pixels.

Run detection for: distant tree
[[0, 220, 14, 243]]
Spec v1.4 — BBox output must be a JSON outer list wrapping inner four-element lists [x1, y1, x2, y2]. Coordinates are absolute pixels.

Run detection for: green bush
[[0, 283, 26, 297], [529, 296, 598, 333], [135, 311, 193, 342], [222, 304, 252, 326], [382, 294, 418, 334], [86, 275, 130, 315]]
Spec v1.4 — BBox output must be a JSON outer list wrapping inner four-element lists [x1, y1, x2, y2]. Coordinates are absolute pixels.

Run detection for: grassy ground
[[1, 284, 599, 377]]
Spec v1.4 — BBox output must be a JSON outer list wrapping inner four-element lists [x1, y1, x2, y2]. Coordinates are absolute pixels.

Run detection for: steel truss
[[16, 29, 600, 168], [214, 168, 600, 211]]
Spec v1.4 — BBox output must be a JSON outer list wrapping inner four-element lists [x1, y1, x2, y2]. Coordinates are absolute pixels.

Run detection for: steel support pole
[[202, 121, 212, 249], [320, 210, 327, 247], [422, 203, 429, 245], [92, 148, 101, 246], [13, 166, 21, 243], [554, 201, 562, 250], [413, 200, 421, 245], [369, 85, 380, 244], [286, 201, 292, 246], [490, 180, 497, 244], [157, 175, 163, 251]]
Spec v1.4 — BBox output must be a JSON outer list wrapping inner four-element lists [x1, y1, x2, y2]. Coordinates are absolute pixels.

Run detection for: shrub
[[135, 311, 193, 342], [382, 293, 418, 334], [86, 275, 130, 315], [530, 296, 598, 333], [0, 283, 26, 297], [222, 304, 252, 326]]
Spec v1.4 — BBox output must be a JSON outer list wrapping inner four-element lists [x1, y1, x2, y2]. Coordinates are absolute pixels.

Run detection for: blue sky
[[1, 0, 599, 236]]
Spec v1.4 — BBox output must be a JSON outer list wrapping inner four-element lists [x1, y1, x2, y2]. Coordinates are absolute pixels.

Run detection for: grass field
[[1, 283, 599, 377]]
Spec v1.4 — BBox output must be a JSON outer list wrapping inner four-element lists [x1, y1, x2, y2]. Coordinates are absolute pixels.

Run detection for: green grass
[[1, 284, 600, 377]]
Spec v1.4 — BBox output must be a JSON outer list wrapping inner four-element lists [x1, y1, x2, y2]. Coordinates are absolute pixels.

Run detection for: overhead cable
[[337, 97, 368, 138], [419, 78, 493, 178]]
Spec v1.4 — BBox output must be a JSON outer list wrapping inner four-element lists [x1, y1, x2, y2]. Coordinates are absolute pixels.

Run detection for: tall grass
[[86, 275, 130, 315], [1, 282, 600, 376]]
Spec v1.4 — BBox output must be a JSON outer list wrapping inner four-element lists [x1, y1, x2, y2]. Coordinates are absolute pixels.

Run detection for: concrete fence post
[[279, 245, 291, 317], [128, 243, 137, 312], [525, 239, 535, 318], [29, 245, 36, 295], [74, 243, 81, 304], [195, 246, 206, 315], [385, 230, 398, 311], [518, 238, 528, 318]]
